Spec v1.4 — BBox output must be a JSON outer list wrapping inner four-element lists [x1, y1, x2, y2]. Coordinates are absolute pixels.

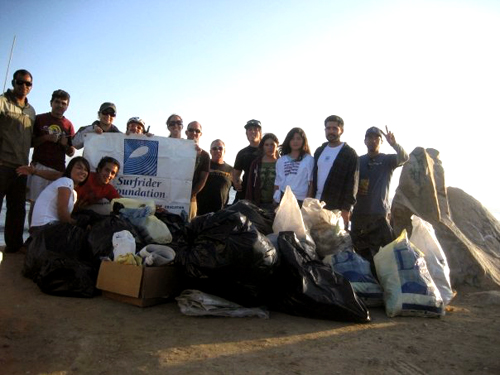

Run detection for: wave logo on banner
[[123, 139, 159, 176]]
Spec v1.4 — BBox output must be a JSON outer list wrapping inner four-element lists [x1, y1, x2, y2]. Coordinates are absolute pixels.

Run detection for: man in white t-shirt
[[309, 115, 359, 229]]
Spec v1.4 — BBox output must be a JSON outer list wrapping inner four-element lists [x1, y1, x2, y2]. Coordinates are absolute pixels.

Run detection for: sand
[[1, 249, 499, 375]]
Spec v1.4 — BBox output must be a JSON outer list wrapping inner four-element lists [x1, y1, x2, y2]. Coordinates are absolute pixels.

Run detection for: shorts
[[26, 163, 59, 202]]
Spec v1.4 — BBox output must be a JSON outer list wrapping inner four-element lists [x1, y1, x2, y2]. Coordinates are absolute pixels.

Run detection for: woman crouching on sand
[[30, 156, 90, 231]]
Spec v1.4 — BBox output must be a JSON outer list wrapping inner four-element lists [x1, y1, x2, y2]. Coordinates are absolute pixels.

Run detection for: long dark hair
[[63, 156, 90, 186], [280, 127, 310, 161], [258, 133, 280, 158]]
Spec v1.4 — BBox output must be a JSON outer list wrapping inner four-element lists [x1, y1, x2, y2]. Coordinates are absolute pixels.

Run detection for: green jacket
[[0, 90, 36, 167]]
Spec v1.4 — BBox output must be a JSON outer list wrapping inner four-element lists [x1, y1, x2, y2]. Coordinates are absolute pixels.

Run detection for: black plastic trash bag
[[36, 256, 97, 298], [266, 231, 370, 323], [226, 200, 274, 235], [176, 209, 278, 306], [72, 209, 109, 228], [23, 223, 90, 279], [351, 216, 395, 270], [22, 222, 97, 297], [87, 214, 144, 261], [155, 211, 187, 245]]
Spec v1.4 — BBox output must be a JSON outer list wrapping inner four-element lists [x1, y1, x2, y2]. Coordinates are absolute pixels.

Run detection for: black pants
[[0, 165, 27, 251], [351, 214, 395, 274]]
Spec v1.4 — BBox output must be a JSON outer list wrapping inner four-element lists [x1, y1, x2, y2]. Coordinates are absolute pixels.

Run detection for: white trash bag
[[410, 215, 454, 305], [273, 186, 308, 240], [112, 230, 136, 260], [374, 229, 444, 318]]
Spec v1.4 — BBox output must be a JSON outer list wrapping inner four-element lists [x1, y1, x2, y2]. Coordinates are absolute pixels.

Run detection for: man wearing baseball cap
[[73, 102, 121, 149], [232, 119, 262, 202], [351, 125, 409, 266]]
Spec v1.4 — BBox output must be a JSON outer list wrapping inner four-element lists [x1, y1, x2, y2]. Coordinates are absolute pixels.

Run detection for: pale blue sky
[[1, 0, 499, 210]]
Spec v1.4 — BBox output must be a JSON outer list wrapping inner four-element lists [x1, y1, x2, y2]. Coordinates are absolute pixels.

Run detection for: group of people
[[1, 68, 409, 261]]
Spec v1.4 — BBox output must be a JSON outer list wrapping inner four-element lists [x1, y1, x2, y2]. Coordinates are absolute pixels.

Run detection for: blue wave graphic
[[123, 139, 159, 176]]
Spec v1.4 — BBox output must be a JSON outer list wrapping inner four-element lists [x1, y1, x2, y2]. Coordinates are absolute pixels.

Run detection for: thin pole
[[3, 35, 17, 93]]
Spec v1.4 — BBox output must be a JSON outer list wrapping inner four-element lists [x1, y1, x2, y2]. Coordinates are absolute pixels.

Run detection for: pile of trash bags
[[23, 188, 454, 321]]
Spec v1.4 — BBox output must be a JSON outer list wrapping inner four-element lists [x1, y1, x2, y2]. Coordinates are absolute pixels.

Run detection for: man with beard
[[309, 115, 359, 230], [232, 119, 262, 203]]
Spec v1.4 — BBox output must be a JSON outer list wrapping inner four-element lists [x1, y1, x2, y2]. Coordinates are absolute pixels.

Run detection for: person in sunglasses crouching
[[72, 102, 121, 149], [196, 139, 233, 216]]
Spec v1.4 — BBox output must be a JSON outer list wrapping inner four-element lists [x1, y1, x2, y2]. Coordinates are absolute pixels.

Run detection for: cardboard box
[[96, 260, 181, 307]]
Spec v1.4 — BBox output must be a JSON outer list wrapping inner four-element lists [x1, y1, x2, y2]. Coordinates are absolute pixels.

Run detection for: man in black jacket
[[309, 115, 359, 230]]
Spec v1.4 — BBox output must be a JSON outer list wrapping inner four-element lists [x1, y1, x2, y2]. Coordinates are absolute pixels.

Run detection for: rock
[[467, 291, 500, 306], [391, 147, 500, 289]]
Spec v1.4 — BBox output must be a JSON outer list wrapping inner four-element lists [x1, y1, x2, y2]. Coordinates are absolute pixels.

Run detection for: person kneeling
[[30, 157, 90, 232], [74, 156, 121, 214]]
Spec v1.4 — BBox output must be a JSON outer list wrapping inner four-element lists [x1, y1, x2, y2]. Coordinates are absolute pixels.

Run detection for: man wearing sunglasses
[[197, 139, 233, 215], [232, 119, 262, 203], [73, 102, 121, 149], [185, 121, 209, 220], [0, 69, 36, 253]]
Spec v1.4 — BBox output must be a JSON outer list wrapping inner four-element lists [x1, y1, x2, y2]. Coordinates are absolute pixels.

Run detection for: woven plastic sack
[[374, 229, 444, 317], [410, 215, 454, 305], [331, 250, 383, 307]]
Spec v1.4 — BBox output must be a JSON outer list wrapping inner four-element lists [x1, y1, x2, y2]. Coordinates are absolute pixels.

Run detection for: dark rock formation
[[391, 147, 500, 289]]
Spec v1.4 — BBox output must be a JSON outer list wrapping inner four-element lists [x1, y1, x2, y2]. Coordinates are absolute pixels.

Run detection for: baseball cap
[[365, 126, 383, 138], [99, 102, 116, 113], [244, 119, 262, 129], [127, 117, 146, 129]]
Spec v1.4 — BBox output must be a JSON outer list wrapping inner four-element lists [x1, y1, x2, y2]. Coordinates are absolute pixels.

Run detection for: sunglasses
[[101, 111, 116, 117], [187, 128, 201, 134], [169, 120, 183, 127], [15, 79, 32, 87], [211, 146, 224, 151]]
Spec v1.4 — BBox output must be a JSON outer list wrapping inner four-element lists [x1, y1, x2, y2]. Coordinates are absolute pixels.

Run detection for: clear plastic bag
[[301, 198, 351, 258], [273, 186, 308, 239]]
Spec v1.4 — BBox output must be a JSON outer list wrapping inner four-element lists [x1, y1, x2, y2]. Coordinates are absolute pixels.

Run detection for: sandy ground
[[1, 249, 500, 375]]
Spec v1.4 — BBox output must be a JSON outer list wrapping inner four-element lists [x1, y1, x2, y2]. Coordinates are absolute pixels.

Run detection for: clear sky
[[1, 0, 499, 211]]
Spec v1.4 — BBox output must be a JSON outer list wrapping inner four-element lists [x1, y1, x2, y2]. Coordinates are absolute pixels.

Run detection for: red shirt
[[32, 112, 75, 172], [75, 172, 120, 205]]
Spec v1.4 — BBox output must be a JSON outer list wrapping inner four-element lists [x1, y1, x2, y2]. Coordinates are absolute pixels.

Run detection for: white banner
[[83, 133, 196, 215]]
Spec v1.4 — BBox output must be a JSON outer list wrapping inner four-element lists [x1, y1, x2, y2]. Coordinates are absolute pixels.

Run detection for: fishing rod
[[2, 35, 16, 93]]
